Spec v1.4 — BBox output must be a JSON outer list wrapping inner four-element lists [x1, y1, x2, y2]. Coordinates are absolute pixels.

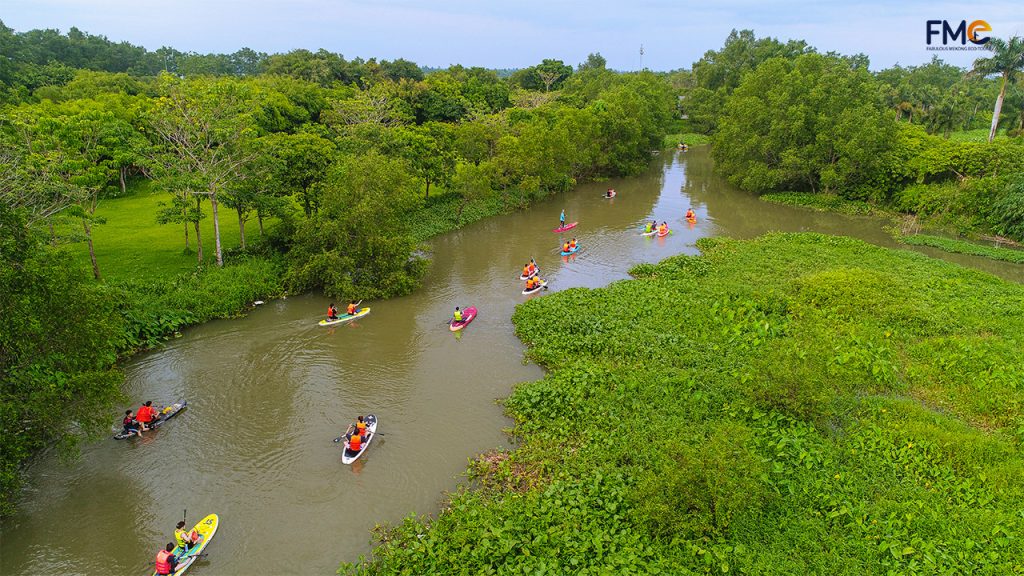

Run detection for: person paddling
[[562, 241, 571, 253], [136, 401, 156, 432], [686, 208, 696, 221], [530, 259, 538, 274], [122, 410, 142, 437], [522, 264, 532, 278], [175, 520, 200, 553], [606, 188, 615, 198], [327, 303, 339, 320], [346, 300, 362, 316], [453, 307, 463, 324], [569, 238, 577, 251], [154, 542, 179, 576]]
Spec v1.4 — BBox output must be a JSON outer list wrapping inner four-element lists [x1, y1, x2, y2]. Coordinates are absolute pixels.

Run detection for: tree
[[7, 99, 125, 279], [286, 152, 426, 298], [261, 132, 335, 218], [0, 204, 124, 515], [385, 123, 456, 200], [149, 75, 257, 267], [969, 36, 1024, 142], [451, 161, 493, 222], [713, 53, 896, 198]]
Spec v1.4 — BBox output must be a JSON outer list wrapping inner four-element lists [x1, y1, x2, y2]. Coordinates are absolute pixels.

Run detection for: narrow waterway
[[2, 148, 1021, 576]]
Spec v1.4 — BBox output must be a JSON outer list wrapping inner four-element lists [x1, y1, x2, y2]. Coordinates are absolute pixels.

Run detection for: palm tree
[[969, 36, 1024, 142]]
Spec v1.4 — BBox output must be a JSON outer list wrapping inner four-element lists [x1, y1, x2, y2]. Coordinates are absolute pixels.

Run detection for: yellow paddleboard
[[318, 307, 371, 326], [151, 513, 219, 576]]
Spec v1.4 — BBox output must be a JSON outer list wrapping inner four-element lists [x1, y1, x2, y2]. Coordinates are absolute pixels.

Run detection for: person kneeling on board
[[327, 303, 339, 320], [522, 264, 532, 277], [155, 542, 179, 575], [175, 521, 200, 553], [569, 238, 577, 250], [346, 301, 362, 316], [453, 307, 463, 324], [686, 208, 696, 220]]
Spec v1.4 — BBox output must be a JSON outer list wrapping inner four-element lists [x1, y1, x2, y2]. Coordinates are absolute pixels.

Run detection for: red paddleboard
[[553, 222, 578, 233], [449, 306, 477, 331]]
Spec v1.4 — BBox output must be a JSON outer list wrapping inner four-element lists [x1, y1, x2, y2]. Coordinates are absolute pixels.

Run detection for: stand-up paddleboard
[[522, 280, 547, 295], [553, 222, 578, 233], [449, 306, 477, 332], [560, 245, 580, 256], [151, 513, 219, 576], [318, 307, 371, 326], [342, 414, 378, 464], [114, 400, 187, 440], [657, 228, 672, 237]]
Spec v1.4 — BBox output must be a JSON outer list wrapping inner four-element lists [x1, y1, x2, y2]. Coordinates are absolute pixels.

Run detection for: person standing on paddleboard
[[559, 209, 565, 228]]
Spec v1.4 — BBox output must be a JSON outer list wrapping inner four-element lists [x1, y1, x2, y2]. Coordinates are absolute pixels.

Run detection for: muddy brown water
[[2, 148, 1021, 575]]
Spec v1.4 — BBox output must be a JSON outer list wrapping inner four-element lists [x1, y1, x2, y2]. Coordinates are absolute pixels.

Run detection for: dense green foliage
[[713, 53, 894, 195], [0, 206, 124, 515], [684, 29, 1024, 244], [346, 234, 1024, 574], [897, 233, 1024, 264]]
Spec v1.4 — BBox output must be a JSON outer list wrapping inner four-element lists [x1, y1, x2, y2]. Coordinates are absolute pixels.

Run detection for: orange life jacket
[[570, 241, 577, 249], [357, 422, 367, 435], [137, 405, 154, 423], [563, 243, 570, 252], [347, 303, 356, 315], [327, 306, 335, 316], [522, 266, 530, 276], [155, 549, 174, 574], [349, 434, 362, 451]]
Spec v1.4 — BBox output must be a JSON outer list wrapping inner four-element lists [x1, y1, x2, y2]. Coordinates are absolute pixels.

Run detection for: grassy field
[[945, 128, 1013, 143], [346, 233, 1024, 574], [64, 180, 246, 283]]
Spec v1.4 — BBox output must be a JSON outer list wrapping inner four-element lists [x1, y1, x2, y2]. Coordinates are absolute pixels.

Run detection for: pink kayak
[[449, 306, 478, 331], [553, 222, 578, 233]]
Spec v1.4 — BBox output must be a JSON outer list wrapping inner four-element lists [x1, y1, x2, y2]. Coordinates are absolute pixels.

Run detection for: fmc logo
[[926, 20, 991, 45]]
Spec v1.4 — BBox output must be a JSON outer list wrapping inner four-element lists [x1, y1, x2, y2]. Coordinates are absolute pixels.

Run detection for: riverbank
[[345, 233, 1024, 574]]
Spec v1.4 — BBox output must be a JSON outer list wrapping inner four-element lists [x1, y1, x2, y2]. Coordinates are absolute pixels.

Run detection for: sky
[[4, 0, 1024, 71]]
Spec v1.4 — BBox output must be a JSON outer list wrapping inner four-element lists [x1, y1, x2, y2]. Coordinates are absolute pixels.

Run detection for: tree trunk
[[210, 191, 224, 267], [302, 191, 312, 218], [237, 206, 246, 251], [989, 72, 1008, 143], [83, 218, 101, 280], [258, 212, 265, 236], [194, 196, 204, 263], [184, 221, 190, 251], [119, 167, 127, 195], [425, 180, 431, 200]]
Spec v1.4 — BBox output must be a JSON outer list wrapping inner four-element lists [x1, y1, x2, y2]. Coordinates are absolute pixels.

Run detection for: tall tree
[[969, 36, 1024, 142], [149, 75, 257, 267]]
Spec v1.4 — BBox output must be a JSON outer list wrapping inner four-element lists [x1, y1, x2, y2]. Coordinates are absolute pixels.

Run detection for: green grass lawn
[[945, 128, 1013, 143], [64, 180, 247, 283]]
